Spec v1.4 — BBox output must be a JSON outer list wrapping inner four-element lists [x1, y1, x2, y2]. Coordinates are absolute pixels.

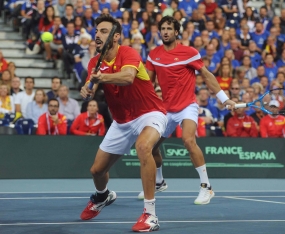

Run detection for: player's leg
[[181, 119, 214, 205], [81, 121, 133, 220], [132, 111, 167, 232], [137, 137, 168, 200], [80, 149, 120, 220]]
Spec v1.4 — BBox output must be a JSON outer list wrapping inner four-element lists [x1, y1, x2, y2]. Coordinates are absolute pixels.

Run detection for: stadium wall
[[1, 136, 284, 179]]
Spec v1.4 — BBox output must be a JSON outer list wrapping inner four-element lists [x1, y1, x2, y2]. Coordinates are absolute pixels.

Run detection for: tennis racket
[[232, 88, 285, 116], [85, 25, 117, 100]]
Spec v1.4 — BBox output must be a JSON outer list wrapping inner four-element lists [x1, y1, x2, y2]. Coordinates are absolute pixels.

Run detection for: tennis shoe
[[137, 180, 168, 200], [80, 191, 116, 220], [194, 183, 215, 205], [132, 212, 160, 232]]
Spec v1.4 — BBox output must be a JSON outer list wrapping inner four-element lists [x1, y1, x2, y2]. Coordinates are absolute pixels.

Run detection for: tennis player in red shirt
[[70, 100, 105, 136], [79, 14, 167, 232], [141, 16, 236, 205]]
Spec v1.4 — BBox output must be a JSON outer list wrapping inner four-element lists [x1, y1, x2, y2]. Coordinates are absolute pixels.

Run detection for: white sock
[[96, 187, 107, 194], [195, 165, 210, 187], [144, 199, 156, 216], [156, 166, 164, 184]]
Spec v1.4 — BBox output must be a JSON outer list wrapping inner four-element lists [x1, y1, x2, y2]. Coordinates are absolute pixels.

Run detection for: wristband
[[216, 90, 229, 104], [85, 80, 90, 85]]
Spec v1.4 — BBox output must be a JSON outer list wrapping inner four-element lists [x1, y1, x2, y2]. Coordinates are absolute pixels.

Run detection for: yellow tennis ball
[[41, 32, 53, 43]]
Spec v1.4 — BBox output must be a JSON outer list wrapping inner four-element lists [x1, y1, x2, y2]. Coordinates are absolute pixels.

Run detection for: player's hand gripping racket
[[229, 88, 285, 116], [84, 25, 117, 101]]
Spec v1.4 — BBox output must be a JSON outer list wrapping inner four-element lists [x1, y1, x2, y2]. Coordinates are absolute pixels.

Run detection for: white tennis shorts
[[100, 111, 167, 155], [162, 103, 199, 138]]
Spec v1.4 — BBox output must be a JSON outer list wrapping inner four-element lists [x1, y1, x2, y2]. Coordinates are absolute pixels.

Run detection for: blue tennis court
[[0, 179, 284, 234]]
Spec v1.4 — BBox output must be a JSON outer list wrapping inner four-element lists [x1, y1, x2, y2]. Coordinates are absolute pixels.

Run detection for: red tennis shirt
[[86, 46, 166, 123], [146, 44, 204, 112]]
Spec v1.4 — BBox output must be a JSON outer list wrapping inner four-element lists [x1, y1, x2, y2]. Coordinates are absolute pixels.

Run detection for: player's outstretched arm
[[199, 66, 236, 109], [92, 67, 137, 86]]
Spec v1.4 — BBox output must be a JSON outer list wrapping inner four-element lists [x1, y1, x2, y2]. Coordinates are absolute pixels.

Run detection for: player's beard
[[162, 36, 176, 46], [96, 39, 114, 53]]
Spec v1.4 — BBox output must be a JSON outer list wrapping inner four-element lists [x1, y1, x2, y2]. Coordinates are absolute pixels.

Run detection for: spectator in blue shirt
[[91, 0, 101, 18], [250, 65, 266, 85], [221, 0, 238, 20], [20, 0, 37, 39], [45, 16, 67, 61], [205, 43, 220, 74], [179, 0, 198, 18], [205, 20, 219, 39], [248, 41, 262, 69], [263, 53, 278, 83], [110, 0, 122, 19], [225, 49, 240, 69], [145, 23, 162, 48], [82, 8, 95, 33], [72, 32, 91, 82], [99, 0, 110, 11], [121, 10, 131, 39], [251, 22, 270, 50], [26, 89, 48, 123]]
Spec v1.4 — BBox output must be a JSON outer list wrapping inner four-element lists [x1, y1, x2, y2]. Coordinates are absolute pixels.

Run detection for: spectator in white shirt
[[57, 85, 80, 121], [26, 89, 48, 123], [15, 77, 35, 118]]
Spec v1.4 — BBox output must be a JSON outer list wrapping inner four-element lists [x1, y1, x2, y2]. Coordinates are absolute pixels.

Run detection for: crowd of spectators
[[1, 0, 285, 138]]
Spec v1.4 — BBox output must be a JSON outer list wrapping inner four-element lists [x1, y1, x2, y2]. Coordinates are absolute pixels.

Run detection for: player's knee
[[182, 136, 197, 151], [90, 166, 105, 178], [135, 141, 152, 159]]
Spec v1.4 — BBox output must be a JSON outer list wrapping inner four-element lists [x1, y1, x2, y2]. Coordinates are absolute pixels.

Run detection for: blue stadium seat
[[14, 119, 35, 135], [4, 113, 16, 123], [0, 119, 10, 126]]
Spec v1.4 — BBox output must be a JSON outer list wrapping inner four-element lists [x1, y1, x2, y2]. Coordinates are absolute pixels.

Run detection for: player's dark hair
[[94, 14, 122, 34], [25, 76, 34, 84], [158, 16, 180, 33], [52, 76, 62, 84], [48, 98, 59, 106]]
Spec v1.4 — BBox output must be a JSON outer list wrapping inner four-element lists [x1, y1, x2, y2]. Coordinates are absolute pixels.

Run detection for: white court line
[[0, 220, 285, 226], [224, 196, 285, 205], [0, 190, 285, 194], [0, 196, 285, 200]]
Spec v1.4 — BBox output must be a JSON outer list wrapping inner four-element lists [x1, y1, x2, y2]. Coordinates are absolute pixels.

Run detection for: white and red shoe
[[80, 191, 117, 220], [132, 212, 160, 232]]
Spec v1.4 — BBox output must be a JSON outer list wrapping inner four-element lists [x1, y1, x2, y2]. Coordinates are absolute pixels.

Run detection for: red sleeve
[[121, 46, 141, 69], [70, 115, 87, 136], [57, 115, 67, 135], [145, 51, 155, 72], [226, 118, 238, 137], [186, 47, 204, 71], [197, 118, 206, 137], [259, 117, 267, 138], [249, 117, 259, 137], [86, 56, 98, 83], [36, 115, 47, 135]]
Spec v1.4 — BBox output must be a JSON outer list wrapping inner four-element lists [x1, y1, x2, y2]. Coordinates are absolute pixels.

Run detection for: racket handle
[[226, 103, 247, 109], [83, 81, 95, 101], [235, 103, 247, 108]]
